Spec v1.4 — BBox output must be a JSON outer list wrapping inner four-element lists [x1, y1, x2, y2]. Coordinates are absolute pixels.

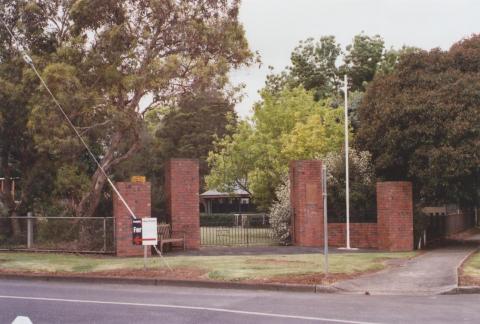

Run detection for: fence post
[[27, 212, 33, 249], [103, 217, 107, 252]]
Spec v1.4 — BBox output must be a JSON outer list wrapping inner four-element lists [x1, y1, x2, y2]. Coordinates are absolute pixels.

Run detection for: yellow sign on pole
[[131, 176, 146, 183]]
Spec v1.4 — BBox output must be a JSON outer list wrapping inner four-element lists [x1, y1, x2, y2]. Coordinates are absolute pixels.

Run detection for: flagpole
[[344, 74, 352, 249]]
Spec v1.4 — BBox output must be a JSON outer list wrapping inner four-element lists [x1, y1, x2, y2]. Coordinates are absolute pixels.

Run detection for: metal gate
[[200, 213, 279, 246]]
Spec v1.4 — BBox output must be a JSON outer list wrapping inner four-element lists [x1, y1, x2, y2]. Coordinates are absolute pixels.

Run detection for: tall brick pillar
[[165, 159, 200, 250], [113, 182, 152, 257], [377, 181, 414, 251], [289, 160, 324, 247]]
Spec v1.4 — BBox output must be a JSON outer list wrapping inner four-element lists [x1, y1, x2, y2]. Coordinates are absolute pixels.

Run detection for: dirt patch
[[246, 273, 357, 285], [0, 267, 207, 281], [88, 267, 207, 280], [459, 273, 480, 286], [245, 258, 309, 265]]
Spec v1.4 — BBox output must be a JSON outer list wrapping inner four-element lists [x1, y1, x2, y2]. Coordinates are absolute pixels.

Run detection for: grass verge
[[460, 250, 480, 286], [0, 251, 417, 285]]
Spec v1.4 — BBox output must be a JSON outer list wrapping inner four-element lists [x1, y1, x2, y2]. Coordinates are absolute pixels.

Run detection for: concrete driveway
[[334, 246, 477, 295]]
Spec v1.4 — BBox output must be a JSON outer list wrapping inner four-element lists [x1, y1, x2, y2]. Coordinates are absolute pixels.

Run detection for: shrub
[[269, 176, 291, 244]]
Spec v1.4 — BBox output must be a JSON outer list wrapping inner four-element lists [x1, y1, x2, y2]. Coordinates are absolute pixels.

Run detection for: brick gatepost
[[113, 182, 152, 257], [377, 181, 414, 251], [289, 160, 324, 247], [165, 159, 200, 250]]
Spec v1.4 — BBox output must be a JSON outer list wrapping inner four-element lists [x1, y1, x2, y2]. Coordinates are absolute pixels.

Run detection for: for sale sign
[[141, 217, 158, 246], [132, 219, 142, 245]]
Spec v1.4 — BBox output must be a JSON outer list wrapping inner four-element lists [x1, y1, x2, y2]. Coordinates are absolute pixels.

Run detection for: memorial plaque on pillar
[[305, 183, 318, 204]]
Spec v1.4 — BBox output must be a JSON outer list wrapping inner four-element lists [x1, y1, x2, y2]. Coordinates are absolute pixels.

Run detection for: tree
[[289, 36, 342, 100], [154, 89, 236, 180], [264, 34, 398, 102], [356, 35, 480, 204], [115, 88, 237, 217], [2, 0, 253, 217], [207, 87, 345, 208], [340, 33, 384, 92], [0, 0, 57, 235], [376, 46, 422, 76]]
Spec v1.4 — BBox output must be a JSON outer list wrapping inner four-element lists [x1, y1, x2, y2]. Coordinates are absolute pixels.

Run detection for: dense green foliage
[[116, 88, 237, 217], [208, 33, 403, 208], [356, 35, 480, 204], [265, 33, 398, 102], [207, 87, 345, 208], [0, 0, 252, 223], [324, 149, 376, 219]]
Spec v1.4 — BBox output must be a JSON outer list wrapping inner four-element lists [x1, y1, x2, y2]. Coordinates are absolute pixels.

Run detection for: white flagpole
[[344, 74, 351, 249]]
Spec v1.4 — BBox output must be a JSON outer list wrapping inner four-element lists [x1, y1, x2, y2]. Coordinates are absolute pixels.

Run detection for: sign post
[[141, 217, 158, 270]]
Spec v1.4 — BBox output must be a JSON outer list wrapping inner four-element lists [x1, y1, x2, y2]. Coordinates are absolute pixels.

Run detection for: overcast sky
[[230, 0, 480, 118]]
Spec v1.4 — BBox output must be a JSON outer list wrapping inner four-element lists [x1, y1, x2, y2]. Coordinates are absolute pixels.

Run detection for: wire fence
[[0, 215, 115, 253]]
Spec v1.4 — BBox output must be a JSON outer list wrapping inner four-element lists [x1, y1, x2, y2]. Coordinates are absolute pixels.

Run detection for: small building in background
[[200, 188, 257, 215]]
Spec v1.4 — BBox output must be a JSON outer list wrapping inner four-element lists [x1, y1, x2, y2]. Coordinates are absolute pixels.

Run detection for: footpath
[[334, 246, 476, 295]]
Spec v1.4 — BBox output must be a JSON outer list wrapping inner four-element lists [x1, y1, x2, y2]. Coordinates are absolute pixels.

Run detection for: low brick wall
[[328, 223, 378, 248]]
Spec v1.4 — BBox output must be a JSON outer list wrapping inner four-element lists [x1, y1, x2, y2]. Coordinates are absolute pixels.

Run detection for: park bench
[[157, 223, 185, 253]]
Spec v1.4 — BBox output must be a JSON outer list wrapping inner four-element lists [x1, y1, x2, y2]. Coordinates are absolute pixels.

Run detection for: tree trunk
[[1, 146, 22, 237], [76, 167, 109, 218], [75, 130, 141, 218], [1, 180, 21, 237]]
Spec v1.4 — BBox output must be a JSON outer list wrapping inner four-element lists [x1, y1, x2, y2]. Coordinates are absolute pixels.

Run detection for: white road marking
[[0, 295, 382, 324], [12, 316, 33, 324]]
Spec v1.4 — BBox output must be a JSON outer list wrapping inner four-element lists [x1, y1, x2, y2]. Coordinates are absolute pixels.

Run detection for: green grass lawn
[[0, 251, 416, 282], [462, 251, 480, 279]]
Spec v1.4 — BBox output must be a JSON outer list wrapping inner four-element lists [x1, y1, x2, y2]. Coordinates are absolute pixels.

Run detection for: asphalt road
[[0, 279, 479, 324]]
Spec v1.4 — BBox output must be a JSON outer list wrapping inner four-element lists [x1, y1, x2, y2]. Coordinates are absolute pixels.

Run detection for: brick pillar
[[113, 182, 152, 257], [377, 181, 414, 251], [289, 160, 324, 247], [165, 159, 200, 249]]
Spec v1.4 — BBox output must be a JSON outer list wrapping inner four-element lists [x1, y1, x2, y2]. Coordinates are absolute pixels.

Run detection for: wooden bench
[[157, 224, 185, 253]]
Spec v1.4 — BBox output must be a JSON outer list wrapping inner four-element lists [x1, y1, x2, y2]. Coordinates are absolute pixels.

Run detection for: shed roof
[[200, 188, 250, 198]]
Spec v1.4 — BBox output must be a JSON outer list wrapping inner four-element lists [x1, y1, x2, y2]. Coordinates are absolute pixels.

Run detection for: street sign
[[142, 218, 158, 246], [132, 219, 142, 245]]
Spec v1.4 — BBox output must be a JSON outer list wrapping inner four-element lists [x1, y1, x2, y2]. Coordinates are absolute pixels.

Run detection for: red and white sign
[[142, 218, 158, 246]]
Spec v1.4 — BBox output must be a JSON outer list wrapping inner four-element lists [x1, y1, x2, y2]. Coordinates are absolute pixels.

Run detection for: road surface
[[0, 278, 478, 323]]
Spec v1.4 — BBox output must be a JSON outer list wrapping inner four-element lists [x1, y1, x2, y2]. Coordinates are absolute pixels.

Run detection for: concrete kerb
[[0, 273, 342, 294], [442, 247, 480, 295]]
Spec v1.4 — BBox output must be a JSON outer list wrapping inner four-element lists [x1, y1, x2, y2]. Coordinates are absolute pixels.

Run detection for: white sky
[[231, 0, 480, 118]]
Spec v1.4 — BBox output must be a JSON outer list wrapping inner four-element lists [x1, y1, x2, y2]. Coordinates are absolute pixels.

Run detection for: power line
[[0, 18, 137, 220]]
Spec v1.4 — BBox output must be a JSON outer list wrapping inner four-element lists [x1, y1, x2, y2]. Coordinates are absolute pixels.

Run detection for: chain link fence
[[0, 215, 115, 253]]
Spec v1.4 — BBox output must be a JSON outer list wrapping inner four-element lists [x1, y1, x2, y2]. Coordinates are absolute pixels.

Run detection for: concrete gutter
[[441, 286, 480, 295], [0, 273, 339, 294]]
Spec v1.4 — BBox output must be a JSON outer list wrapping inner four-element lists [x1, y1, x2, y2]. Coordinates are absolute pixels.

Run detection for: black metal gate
[[200, 213, 279, 246]]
